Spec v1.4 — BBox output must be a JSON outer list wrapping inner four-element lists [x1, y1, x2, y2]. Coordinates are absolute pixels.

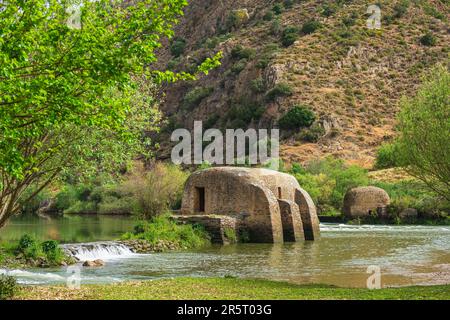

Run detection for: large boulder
[[343, 186, 390, 218]]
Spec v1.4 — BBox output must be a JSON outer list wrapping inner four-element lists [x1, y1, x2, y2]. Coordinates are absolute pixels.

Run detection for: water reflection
[[0, 215, 136, 243], [1, 221, 449, 288]]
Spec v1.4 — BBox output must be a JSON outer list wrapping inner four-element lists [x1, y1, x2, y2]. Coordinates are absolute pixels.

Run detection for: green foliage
[[420, 32, 437, 46], [226, 9, 249, 30], [296, 123, 325, 142], [18, 234, 36, 251], [374, 143, 400, 169], [250, 78, 266, 93], [263, 11, 274, 21], [183, 87, 214, 109], [393, 0, 410, 19], [15, 234, 67, 265], [121, 163, 189, 218], [0, 0, 221, 228], [272, 3, 284, 15], [270, 18, 282, 36], [52, 162, 188, 217], [18, 187, 52, 216], [223, 228, 237, 243], [226, 100, 265, 126], [281, 26, 299, 47], [279, 105, 316, 130], [372, 180, 449, 219], [231, 45, 256, 60], [283, 0, 294, 9], [395, 65, 449, 201], [322, 4, 337, 17], [202, 34, 232, 49], [266, 83, 294, 101], [256, 44, 280, 69], [301, 20, 322, 35], [289, 157, 369, 211], [170, 37, 187, 57], [231, 59, 248, 74], [121, 215, 210, 249], [0, 275, 19, 300]]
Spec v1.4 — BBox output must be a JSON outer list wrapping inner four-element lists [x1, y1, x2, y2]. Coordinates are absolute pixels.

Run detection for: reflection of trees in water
[[0, 215, 136, 243]]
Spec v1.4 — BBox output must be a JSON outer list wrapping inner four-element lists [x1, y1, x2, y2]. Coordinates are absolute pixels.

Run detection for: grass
[[121, 215, 210, 249], [15, 278, 450, 300], [0, 235, 74, 268]]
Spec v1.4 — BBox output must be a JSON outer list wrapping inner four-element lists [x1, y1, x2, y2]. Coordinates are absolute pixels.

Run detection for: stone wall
[[173, 215, 242, 245]]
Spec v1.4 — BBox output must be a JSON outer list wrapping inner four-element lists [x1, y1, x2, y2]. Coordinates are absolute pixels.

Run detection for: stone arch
[[295, 188, 320, 240]]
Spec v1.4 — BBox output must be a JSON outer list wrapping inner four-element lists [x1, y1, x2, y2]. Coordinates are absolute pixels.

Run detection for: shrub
[[272, 3, 284, 15], [18, 234, 36, 251], [250, 77, 266, 93], [231, 59, 248, 74], [121, 215, 210, 249], [170, 37, 186, 57], [279, 105, 316, 130], [41, 240, 64, 264], [374, 143, 400, 169], [0, 275, 19, 300], [121, 163, 189, 218], [256, 44, 280, 68], [420, 32, 436, 46], [296, 123, 325, 142], [265, 83, 293, 101], [183, 86, 214, 109], [301, 20, 322, 34], [263, 11, 274, 21], [270, 18, 282, 36], [223, 228, 237, 243], [283, 0, 294, 9], [322, 4, 337, 17], [281, 26, 299, 47], [342, 13, 358, 27], [226, 9, 249, 30], [227, 100, 265, 124], [41, 240, 58, 254], [393, 0, 410, 18], [290, 157, 369, 210], [230, 45, 256, 60]]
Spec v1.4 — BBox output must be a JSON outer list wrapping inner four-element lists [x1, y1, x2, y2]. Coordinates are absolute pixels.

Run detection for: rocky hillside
[[155, 0, 449, 168]]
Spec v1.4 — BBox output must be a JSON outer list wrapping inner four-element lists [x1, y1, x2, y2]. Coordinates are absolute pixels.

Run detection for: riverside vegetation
[[12, 278, 450, 300], [0, 234, 75, 268]]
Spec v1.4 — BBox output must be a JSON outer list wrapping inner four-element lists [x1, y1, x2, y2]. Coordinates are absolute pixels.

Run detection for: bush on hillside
[[265, 83, 293, 101], [278, 105, 316, 130], [301, 20, 322, 34], [170, 37, 187, 57]]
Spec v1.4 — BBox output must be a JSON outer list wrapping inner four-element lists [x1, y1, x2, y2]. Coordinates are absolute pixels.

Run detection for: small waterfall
[[62, 242, 135, 261]]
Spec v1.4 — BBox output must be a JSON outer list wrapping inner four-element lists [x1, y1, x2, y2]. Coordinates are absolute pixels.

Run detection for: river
[[1, 216, 449, 288]]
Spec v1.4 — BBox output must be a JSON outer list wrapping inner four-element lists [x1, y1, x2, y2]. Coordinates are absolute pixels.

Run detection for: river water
[[1, 216, 449, 288]]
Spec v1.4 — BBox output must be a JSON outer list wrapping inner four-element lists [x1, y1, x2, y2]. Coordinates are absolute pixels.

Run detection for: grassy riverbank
[[0, 235, 75, 268], [15, 278, 450, 300]]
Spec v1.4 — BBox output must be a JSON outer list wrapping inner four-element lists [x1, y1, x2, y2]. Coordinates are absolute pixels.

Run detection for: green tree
[[396, 65, 450, 201], [0, 0, 221, 228]]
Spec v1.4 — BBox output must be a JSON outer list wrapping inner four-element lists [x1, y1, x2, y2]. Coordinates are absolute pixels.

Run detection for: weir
[[62, 242, 135, 261]]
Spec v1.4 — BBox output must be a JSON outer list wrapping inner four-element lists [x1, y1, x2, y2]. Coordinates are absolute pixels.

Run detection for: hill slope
[[155, 0, 449, 168]]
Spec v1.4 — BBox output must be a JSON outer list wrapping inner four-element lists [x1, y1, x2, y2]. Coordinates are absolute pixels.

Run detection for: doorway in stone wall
[[195, 187, 205, 213]]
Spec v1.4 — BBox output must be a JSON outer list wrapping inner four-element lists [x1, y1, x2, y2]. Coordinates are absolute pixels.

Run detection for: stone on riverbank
[[83, 259, 105, 267], [343, 186, 390, 218]]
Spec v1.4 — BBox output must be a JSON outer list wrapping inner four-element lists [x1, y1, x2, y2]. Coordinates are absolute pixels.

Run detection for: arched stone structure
[[180, 167, 320, 243]]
